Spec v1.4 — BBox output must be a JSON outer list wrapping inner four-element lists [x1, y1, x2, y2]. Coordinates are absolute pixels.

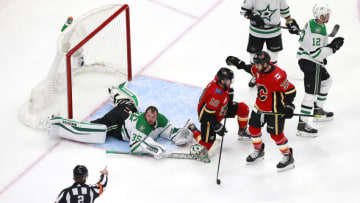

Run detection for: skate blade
[[296, 131, 317, 138], [238, 136, 251, 141], [246, 157, 264, 165], [313, 117, 333, 122], [277, 164, 295, 172]]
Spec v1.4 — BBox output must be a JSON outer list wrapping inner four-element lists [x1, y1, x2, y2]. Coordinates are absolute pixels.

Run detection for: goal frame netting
[[20, 4, 132, 129], [66, 4, 132, 119]]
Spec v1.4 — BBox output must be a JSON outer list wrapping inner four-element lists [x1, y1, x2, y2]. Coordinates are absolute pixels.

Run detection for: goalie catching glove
[[169, 128, 193, 145]]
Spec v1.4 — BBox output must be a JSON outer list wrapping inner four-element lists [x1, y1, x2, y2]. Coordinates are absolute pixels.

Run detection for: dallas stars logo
[[257, 5, 277, 22]]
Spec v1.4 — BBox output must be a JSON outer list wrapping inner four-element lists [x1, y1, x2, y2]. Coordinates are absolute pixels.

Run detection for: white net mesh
[[20, 4, 131, 129]]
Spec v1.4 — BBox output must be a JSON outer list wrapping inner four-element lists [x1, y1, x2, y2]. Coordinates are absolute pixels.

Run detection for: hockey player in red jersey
[[226, 51, 296, 172], [188, 67, 250, 157]]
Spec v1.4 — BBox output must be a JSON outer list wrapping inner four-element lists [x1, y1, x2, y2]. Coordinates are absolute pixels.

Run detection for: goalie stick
[[266, 24, 340, 37], [106, 150, 211, 163]]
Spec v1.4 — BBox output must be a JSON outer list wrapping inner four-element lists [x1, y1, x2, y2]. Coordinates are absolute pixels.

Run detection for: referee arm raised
[[55, 165, 108, 203]]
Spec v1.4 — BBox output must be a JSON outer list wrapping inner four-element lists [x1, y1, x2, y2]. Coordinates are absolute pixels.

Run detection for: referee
[[55, 165, 108, 203]]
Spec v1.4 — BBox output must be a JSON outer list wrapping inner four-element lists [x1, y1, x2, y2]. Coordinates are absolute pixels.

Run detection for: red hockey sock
[[270, 133, 291, 154], [192, 130, 213, 150], [249, 126, 262, 150]]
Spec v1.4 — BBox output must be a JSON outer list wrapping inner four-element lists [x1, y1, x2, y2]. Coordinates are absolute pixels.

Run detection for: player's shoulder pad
[[156, 113, 169, 127], [272, 67, 287, 82]]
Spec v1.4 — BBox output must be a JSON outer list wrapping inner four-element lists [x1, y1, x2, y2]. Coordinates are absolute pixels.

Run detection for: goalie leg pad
[[109, 82, 139, 109], [48, 116, 107, 144]]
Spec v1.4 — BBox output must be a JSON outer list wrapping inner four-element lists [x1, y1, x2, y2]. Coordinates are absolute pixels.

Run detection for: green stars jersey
[[124, 112, 173, 155], [297, 19, 333, 64], [126, 112, 170, 141], [241, 0, 291, 38]]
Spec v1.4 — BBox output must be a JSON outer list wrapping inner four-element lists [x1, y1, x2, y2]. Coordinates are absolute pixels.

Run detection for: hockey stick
[[216, 118, 227, 185], [261, 112, 321, 118], [106, 150, 211, 163], [266, 23, 289, 29], [266, 23, 340, 37], [328, 24, 340, 37]]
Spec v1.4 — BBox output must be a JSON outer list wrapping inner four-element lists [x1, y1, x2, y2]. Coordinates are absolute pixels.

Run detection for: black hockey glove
[[229, 88, 234, 104], [213, 122, 228, 137], [250, 15, 265, 28], [327, 37, 344, 53], [323, 58, 327, 65], [226, 56, 246, 69], [279, 104, 295, 119], [286, 19, 300, 35]]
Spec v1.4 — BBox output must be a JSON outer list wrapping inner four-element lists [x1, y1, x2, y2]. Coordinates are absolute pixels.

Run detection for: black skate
[[277, 148, 295, 172], [238, 128, 251, 141], [313, 107, 334, 122], [296, 122, 318, 138], [248, 76, 256, 88], [246, 143, 265, 164]]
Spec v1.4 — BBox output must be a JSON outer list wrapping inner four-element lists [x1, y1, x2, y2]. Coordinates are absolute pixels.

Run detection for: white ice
[[1, 0, 360, 202]]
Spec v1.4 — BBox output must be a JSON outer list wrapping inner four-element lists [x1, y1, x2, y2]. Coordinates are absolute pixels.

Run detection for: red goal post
[[20, 4, 132, 129], [66, 4, 132, 119]]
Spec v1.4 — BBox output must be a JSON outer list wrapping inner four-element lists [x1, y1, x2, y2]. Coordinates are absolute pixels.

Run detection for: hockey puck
[[216, 179, 221, 185]]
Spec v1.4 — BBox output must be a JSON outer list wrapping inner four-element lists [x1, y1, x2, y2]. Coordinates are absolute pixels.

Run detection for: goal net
[[20, 4, 132, 129]]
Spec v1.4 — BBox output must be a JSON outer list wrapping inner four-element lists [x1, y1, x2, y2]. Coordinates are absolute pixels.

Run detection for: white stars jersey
[[297, 19, 333, 65], [241, 0, 291, 38]]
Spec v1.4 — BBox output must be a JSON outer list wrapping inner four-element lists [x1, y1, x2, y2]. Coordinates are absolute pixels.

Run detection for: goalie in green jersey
[[47, 83, 194, 159]]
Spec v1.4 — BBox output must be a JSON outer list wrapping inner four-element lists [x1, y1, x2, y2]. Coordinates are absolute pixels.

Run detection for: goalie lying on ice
[[47, 85, 193, 159]]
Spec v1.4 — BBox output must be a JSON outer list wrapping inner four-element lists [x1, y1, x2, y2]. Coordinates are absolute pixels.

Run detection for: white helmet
[[312, 3, 331, 20]]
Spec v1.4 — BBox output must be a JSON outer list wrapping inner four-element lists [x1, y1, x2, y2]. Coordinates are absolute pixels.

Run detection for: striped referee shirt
[[55, 174, 108, 203]]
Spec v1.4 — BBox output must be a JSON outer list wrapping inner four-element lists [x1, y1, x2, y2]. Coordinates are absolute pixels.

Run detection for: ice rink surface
[[1, 0, 360, 202]]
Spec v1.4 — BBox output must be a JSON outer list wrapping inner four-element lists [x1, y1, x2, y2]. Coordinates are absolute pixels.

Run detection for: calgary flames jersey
[[250, 64, 296, 112], [198, 78, 229, 124]]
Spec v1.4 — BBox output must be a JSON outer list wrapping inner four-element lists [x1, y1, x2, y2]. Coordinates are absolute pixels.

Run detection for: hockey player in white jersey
[[47, 84, 194, 159], [240, 0, 300, 87], [296, 4, 344, 137]]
